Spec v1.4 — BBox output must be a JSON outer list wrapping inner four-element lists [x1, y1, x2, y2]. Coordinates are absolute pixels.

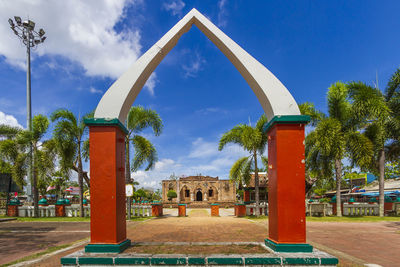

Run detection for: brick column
[[84, 118, 131, 253], [211, 204, 219, 216], [178, 204, 186, 216], [264, 115, 312, 253]]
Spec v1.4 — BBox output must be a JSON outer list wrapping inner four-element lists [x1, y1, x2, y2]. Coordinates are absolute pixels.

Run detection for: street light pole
[[8, 17, 46, 210]]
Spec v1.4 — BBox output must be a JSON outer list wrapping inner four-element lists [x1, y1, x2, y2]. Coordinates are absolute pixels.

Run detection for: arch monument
[[84, 8, 311, 253]]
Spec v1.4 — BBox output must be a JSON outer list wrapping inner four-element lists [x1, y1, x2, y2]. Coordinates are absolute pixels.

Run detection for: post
[[84, 118, 131, 253], [264, 115, 312, 253], [26, 43, 33, 203]]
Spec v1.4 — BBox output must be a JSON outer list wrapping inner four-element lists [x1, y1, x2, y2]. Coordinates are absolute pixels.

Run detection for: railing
[[342, 203, 378, 216], [129, 204, 152, 217], [246, 203, 268, 216], [306, 203, 333, 217], [394, 203, 400, 216], [18, 204, 90, 217]]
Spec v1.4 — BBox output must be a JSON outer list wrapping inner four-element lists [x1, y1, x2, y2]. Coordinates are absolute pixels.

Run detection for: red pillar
[[84, 119, 131, 253], [265, 116, 312, 252], [243, 189, 250, 203]]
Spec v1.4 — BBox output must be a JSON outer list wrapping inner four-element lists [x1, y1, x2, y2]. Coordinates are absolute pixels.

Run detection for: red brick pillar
[[243, 189, 250, 203], [211, 204, 219, 216], [7, 205, 19, 217], [178, 204, 186, 216], [152, 204, 162, 217], [265, 116, 312, 252], [55, 204, 65, 217], [84, 119, 131, 253], [236, 204, 246, 217]]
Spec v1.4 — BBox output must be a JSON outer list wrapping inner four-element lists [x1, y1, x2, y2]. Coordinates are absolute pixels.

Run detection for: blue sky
[[1, 1, 399, 189]]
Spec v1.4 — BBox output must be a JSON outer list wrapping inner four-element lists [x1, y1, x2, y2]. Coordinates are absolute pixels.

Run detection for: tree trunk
[[32, 153, 39, 218], [378, 149, 385, 217], [83, 172, 90, 188], [254, 151, 260, 217], [77, 143, 84, 217], [125, 137, 131, 220], [334, 158, 342, 217]]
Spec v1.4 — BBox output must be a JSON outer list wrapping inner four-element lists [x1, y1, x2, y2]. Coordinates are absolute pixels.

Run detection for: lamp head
[[14, 16, 22, 25], [39, 28, 45, 37], [8, 18, 14, 27], [28, 20, 35, 30]]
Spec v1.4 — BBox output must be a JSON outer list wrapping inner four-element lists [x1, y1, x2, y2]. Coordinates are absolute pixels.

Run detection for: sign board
[[0, 173, 20, 193], [125, 184, 134, 197]]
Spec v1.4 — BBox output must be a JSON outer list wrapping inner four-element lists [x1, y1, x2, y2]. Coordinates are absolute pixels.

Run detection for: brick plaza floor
[[1, 209, 399, 266]]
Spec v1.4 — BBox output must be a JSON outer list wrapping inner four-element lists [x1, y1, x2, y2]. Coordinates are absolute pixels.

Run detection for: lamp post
[[8, 17, 46, 208]]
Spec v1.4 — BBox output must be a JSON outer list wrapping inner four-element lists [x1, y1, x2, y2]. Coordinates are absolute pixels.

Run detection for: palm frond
[[386, 67, 400, 101], [298, 102, 325, 126], [0, 124, 22, 139], [127, 106, 163, 136], [327, 82, 351, 124], [218, 124, 246, 151], [32, 115, 50, 141], [346, 131, 374, 170], [131, 135, 158, 171], [347, 81, 389, 121]]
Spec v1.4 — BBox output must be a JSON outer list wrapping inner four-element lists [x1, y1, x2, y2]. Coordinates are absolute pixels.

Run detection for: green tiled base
[[321, 257, 339, 265], [188, 257, 206, 265], [207, 257, 243, 265], [265, 239, 313, 253], [84, 239, 131, 253], [151, 257, 186, 265], [114, 257, 150, 265], [283, 257, 320, 265], [60, 257, 77, 265], [78, 257, 114, 265], [244, 257, 281, 265]]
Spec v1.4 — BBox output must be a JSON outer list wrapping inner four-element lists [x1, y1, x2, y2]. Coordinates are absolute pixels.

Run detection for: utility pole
[[8, 16, 46, 214]]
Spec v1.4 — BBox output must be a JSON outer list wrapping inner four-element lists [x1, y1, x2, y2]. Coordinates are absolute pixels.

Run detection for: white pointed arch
[[94, 8, 300, 122]]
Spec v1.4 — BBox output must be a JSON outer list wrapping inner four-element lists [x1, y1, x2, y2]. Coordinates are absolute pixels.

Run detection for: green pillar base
[[85, 239, 131, 253], [265, 238, 313, 253]]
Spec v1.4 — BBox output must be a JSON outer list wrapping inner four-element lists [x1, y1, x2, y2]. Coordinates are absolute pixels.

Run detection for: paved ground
[[0, 222, 90, 265], [2, 209, 400, 266], [307, 220, 400, 267]]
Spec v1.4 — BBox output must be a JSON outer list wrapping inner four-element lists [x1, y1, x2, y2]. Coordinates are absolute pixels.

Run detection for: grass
[[14, 216, 91, 222], [306, 215, 400, 222], [0, 215, 151, 222], [244, 215, 400, 222], [0, 238, 88, 267]]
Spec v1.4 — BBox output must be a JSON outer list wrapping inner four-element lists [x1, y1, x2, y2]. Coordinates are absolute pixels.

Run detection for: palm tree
[[219, 115, 268, 217], [0, 115, 55, 217], [347, 68, 400, 216], [125, 106, 163, 218], [51, 109, 93, 217], [300, 82, 373, 216]]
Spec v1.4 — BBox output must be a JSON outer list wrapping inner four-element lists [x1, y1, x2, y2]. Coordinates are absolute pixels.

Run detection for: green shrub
[[167, 190, 177, 201]]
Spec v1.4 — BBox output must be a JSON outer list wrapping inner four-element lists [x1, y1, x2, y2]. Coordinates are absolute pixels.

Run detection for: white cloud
[[0, 0, 149, 80], [144, 73, 157, 96], [89, 87, 103, 94], [0, 111, 23, 128], [182, 52, 206, 78], [189, 137, 218, 159], [163, 0, 186, 17], [217, 0, 228, 27]]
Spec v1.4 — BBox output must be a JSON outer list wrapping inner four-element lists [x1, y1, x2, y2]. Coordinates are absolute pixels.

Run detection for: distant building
[[161, 175, 236, 204], [241, 172, 268, 203]]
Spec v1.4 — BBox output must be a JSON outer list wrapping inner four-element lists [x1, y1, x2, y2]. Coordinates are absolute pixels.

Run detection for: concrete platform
[[61, 242, 338, 266]]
